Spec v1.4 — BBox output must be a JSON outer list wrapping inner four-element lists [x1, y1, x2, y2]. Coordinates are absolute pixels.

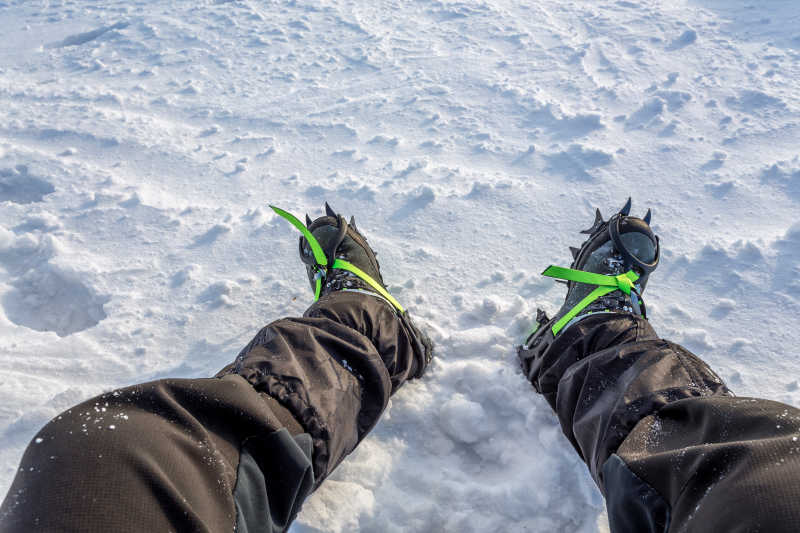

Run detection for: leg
[[219, 289, 429, 487], [0, 374, 312, 533], [520, 201, 800, 532], [529, 313, 800, 532], [1, 205, 432, 532]]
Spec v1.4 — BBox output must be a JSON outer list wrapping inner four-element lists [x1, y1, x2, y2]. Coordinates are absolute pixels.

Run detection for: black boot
[[272, 202, 434, 377], [519, 198, 659, 380], [299, 202, 389, 300]]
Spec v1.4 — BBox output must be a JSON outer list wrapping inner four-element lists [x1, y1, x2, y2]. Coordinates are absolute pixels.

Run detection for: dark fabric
[[619, 396, 800, 533], [233, 430, 315, 533], [602, 453, 669, 533], [0, 375, 297, 532], [220, 290, 426, 485], [1, 290, 424, 532], [526, 313, 731, 484], [522, 312, 800, 532], [235, 451, 266, 533]]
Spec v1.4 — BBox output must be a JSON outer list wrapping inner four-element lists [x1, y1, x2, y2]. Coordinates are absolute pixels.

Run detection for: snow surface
[[1, 0, 799, 531]]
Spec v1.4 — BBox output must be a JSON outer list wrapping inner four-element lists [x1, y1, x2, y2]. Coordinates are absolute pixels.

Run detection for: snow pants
[[0, 291, 428, 532], [520, 313, 800, 532], [3, 299, 800, 533]]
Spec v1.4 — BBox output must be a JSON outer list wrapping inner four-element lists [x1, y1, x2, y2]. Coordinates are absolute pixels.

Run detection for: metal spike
[[349, 216, 357, 231], [325, 202, 336, 217], [536, 308, 550, 324], [569, 246, 581, 259], [580, 208, 605, 235], [305, 214, 313, 227], [643, 208, 652, 225], [620, 197, 632, 216]]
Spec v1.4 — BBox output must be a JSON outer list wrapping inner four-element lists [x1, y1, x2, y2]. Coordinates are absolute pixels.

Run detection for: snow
[[1, 0, 799, 530]]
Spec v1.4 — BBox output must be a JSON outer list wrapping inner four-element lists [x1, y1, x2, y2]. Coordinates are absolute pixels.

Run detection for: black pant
[[3, 297, 800, 532], [521, 313, 800, 532], [0, 292, 425, 532]]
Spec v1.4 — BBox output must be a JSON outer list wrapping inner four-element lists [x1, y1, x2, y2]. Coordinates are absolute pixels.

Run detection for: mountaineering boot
[[518, 198, 659, 382], [300, 202, 387, 299], [271, 202, 434, 377]]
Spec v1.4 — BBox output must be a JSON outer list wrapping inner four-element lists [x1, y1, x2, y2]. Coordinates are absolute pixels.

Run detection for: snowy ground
[[1, 0, 799, 530]]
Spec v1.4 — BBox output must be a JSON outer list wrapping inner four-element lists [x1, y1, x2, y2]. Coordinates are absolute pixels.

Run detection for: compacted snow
[[1, 0, 799, 531]]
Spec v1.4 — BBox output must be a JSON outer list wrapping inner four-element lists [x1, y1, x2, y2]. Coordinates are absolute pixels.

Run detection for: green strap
[[542, 265, 639, 295], [333, 259, 404, 313], [313, 274, 322, 301], [542, 266, 640, 336], [550, 285, 617, 335], [271, 205, 405, 313], [270, 206, 328, 266]]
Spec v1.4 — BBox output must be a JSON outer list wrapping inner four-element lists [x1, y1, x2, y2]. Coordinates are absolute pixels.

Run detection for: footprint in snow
[[0, 165, 55, 205]]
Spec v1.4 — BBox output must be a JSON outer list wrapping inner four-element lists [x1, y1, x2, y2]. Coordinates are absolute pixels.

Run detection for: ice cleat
[[518, 198, 660, 380], [271, 202, 434, 376]]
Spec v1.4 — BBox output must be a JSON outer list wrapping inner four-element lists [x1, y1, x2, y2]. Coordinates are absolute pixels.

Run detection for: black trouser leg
[[1, 292, 425, 532], [0, 375, 310, 533], [522, 313, 800, 533]]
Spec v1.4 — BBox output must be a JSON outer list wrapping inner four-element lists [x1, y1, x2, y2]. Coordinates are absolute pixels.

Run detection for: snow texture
[[1, 0, 800, 531]]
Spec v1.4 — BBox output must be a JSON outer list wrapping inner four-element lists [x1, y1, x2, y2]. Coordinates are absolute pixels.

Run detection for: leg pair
[[3, 201, 799, 532]]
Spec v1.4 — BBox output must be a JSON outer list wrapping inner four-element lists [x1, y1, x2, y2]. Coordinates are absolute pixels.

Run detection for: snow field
[[1, 0, 799, 530]]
